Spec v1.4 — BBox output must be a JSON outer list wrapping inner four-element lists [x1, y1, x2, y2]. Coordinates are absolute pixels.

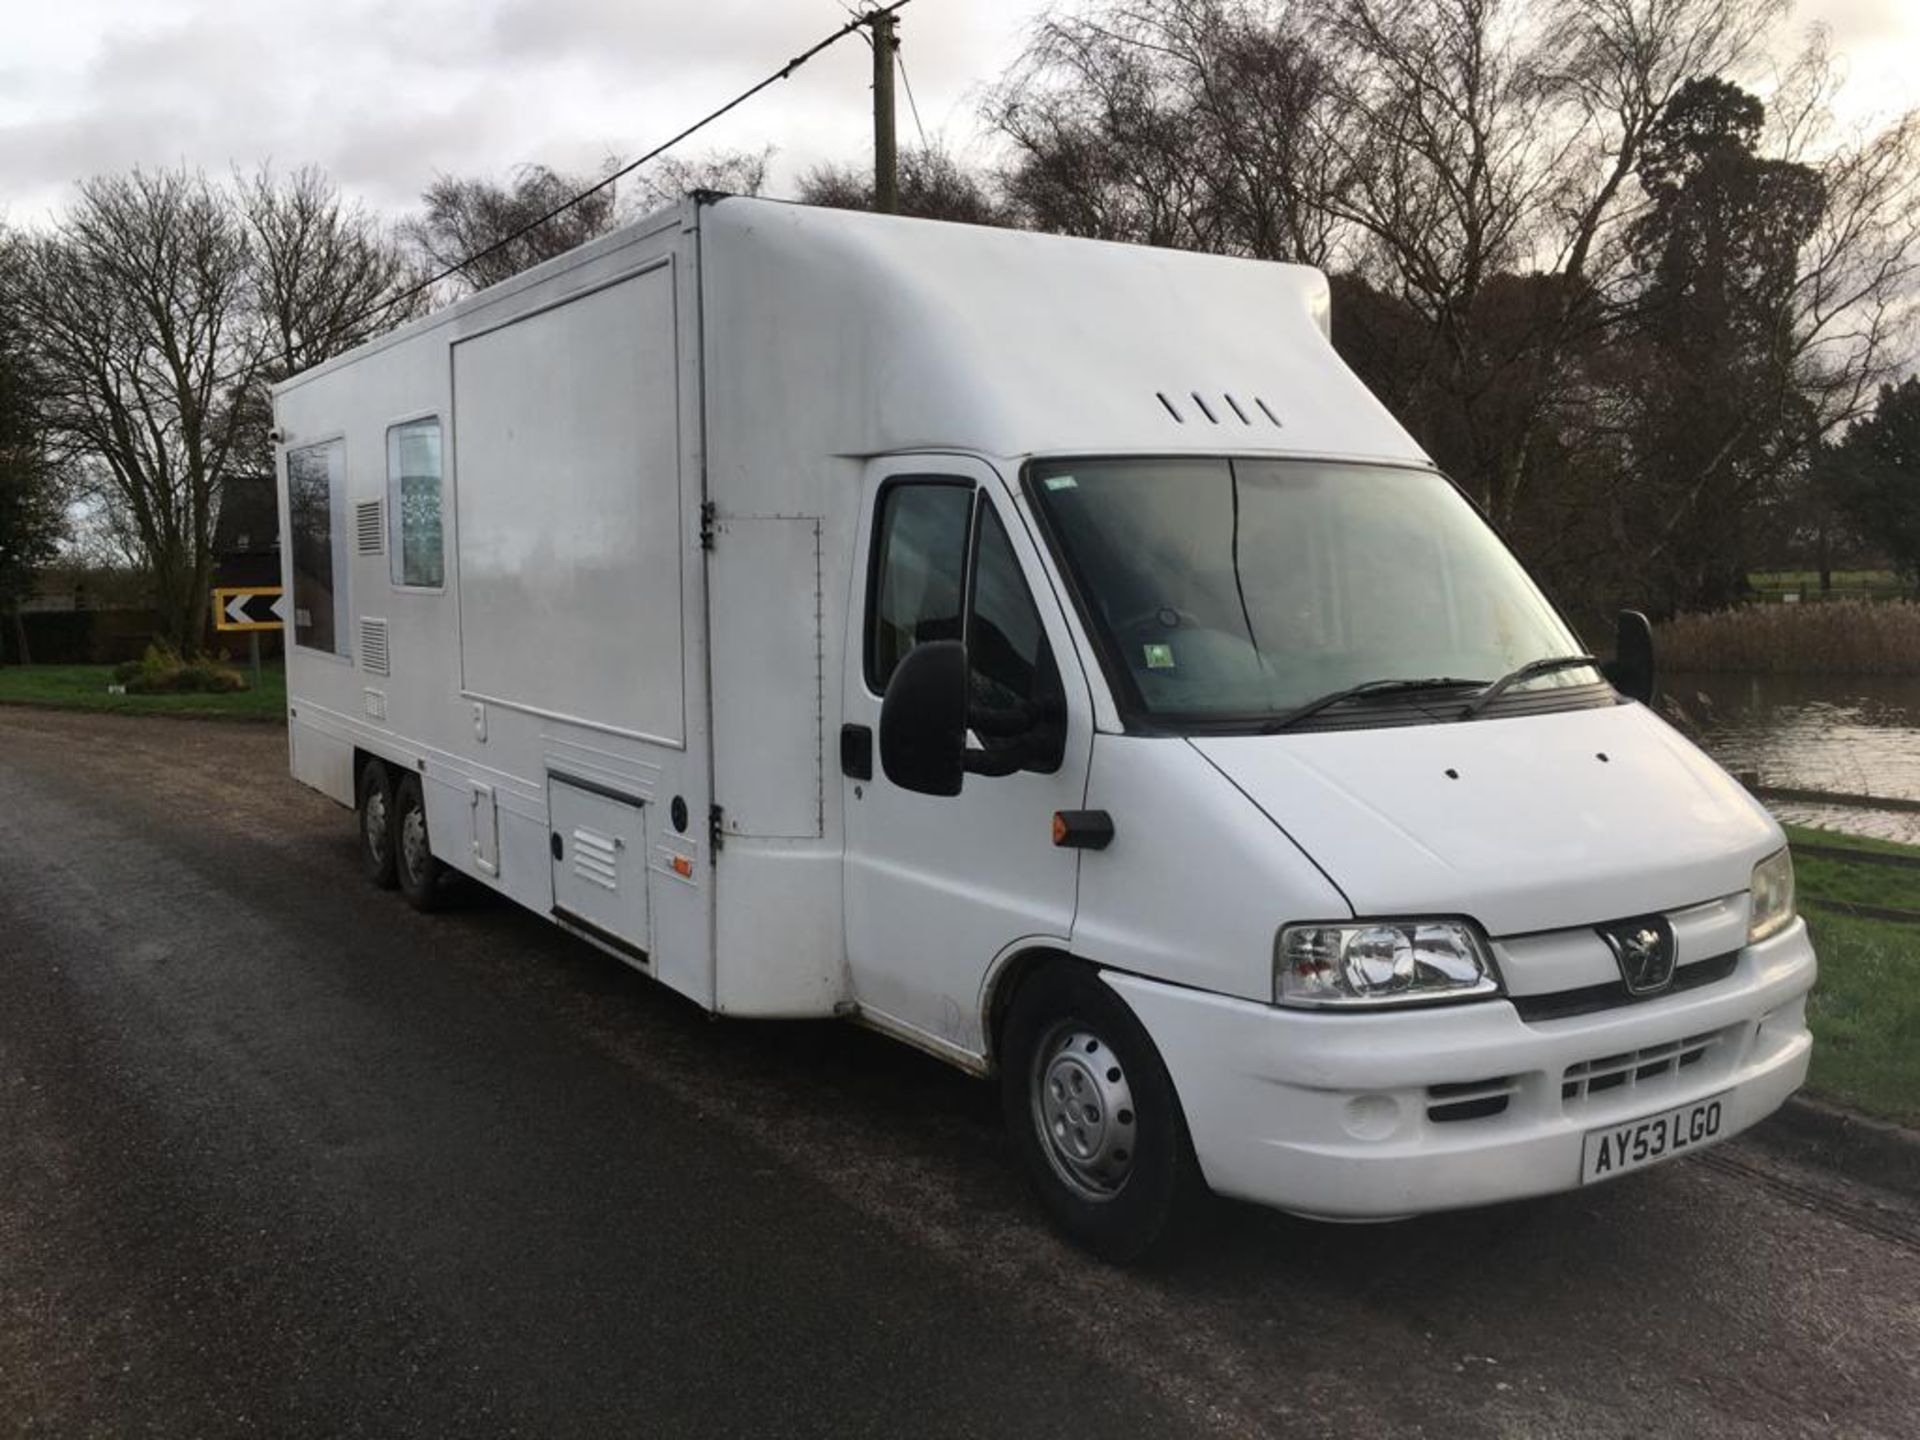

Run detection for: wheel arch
[[982, 943, 1088, 1075], [352, 746, 389, 796]]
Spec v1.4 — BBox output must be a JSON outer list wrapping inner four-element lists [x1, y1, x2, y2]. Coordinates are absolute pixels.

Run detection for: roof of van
[[698, 197, 1427, 464], [277, 194, 1428, 467]]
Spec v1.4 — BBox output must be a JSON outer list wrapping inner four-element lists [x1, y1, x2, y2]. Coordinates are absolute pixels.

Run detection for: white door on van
[[841, 458, 1095, 1058]]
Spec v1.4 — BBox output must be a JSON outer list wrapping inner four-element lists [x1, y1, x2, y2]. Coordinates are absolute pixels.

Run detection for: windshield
[[1027, 457, 1600, 728]]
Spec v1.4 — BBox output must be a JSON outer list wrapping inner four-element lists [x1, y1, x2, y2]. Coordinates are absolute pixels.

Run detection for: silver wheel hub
[[401, 806, 429, 880], [1031, 1024, 1138, 1200]]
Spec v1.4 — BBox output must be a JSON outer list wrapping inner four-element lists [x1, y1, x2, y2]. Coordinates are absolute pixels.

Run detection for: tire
[[999, 961, 1203, 1261], [357, 761, 398, 889], [391, 772, 446, 913]]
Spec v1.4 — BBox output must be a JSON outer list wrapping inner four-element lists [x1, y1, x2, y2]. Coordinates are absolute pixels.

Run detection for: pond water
[[1662, 671, 1920, 845]]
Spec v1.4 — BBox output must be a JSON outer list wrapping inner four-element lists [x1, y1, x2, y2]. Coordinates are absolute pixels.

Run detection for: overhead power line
[[249, 0, 915, 386]]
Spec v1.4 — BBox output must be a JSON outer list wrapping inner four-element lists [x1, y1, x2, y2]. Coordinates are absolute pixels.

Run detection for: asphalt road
[[3, 709, 1919, 1439]]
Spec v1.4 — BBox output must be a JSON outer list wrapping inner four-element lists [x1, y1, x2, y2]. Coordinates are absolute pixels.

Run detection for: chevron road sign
[[212, 586, 288, 633]]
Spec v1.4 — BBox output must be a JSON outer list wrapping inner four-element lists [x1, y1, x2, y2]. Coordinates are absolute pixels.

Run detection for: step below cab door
[[841, 456, 1096, 1059]]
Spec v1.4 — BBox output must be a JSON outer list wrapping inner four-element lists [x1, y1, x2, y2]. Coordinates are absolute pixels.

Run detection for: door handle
[[840, 723, 874, 781]]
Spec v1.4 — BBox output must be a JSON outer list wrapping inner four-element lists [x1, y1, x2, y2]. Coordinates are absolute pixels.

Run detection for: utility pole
[[870, 7, 899, 214]]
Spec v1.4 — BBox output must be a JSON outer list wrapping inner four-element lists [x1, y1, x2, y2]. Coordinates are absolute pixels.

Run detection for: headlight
[[1275, 920, 1500, 1009], [1749, 848, 1796, 944]]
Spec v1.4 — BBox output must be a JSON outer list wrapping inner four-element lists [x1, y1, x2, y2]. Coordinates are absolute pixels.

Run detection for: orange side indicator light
[[671, 855, 694, 878], [1051, 810, 1116, 851]]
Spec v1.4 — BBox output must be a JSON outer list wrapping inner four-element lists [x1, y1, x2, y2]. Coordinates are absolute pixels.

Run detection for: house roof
[[214, 474, 279, 555]]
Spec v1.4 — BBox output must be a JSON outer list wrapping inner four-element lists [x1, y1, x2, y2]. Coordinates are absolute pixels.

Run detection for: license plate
[[1581, 1092, 1729, 1183]]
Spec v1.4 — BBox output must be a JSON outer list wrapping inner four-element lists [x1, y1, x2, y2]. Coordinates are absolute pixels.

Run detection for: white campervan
[[274, 196, 1815, 1257]]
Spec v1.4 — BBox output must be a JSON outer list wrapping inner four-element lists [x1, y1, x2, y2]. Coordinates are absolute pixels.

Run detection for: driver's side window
[[864, 480, 1066, 775]]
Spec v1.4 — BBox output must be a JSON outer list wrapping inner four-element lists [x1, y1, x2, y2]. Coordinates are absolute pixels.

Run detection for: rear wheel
[[392, 773, 446, 913], [357, 761, 398, 889], [1000, 962, 1202, 1260]]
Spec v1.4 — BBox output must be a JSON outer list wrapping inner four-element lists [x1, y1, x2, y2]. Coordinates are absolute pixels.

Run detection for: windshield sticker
[[1143, 643, 1175, 670], [1043, 475, 1079, 491]]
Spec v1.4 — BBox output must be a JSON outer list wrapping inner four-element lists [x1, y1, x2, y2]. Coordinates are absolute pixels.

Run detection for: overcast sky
[[3, 0, 1915, 227]]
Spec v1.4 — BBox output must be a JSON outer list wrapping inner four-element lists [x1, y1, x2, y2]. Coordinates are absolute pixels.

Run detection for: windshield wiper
[[1262, 677, 1485, 733], [1459, 654, 1597, 720]]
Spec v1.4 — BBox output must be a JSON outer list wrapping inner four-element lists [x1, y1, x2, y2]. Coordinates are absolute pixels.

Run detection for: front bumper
[[1104, 919, 1816, 1220]]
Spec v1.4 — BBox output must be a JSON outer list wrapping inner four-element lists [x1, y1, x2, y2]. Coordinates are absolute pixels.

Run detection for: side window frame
[[964, 498, 1064, 693], [964, 495, 1068, 773], [285, 434, 352, 660], [386, 414, 446, 592], [862, 475, 978, 697]]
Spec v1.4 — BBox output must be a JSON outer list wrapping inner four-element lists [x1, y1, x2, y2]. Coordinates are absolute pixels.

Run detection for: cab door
[[841, 457, 1095, 1059]]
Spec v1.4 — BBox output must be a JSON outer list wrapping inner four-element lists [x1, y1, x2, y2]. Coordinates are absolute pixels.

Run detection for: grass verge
[[1749, 568, 1903, 597], [0, 662, 286, 720], [1785, 823, 1920, 1127]]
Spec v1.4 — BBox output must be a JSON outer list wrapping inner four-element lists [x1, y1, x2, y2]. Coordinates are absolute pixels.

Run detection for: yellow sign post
[[211, 586, 286, 691], [212, 586, 286, 633]]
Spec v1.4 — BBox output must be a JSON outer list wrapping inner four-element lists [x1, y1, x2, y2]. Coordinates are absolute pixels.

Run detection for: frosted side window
[[388, 418, 444, 588]]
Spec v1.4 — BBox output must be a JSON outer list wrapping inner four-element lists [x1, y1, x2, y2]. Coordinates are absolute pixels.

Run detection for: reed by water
[[1657, 599, 1920, 674]]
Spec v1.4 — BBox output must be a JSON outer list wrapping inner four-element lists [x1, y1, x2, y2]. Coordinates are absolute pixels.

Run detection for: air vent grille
[[359, 617, 390, 676], [355, 499, 385, 555]]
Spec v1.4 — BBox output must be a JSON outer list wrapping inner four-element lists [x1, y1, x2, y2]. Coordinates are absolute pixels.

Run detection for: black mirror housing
[[879, 640, 968, 796], [1602, 609, 1656, 704]]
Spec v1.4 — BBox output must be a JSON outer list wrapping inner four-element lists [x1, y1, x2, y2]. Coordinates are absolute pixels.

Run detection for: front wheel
[[391, 773, 447, 913], [999, 962, 1203, 1260]]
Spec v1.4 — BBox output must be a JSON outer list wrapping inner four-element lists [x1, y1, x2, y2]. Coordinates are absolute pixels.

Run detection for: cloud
[[0, 0, 1910, 231]]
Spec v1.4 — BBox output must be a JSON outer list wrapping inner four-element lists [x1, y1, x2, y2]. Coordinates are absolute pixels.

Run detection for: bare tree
[[987, 2, 1347, 262], [243, 165, 427, 380], [15, 165, 436, 654], [17, 171, 260, 654], [230, 165, 429, 473], [799, 143, 1005, 225], [0, 231, 68, 663], [407, 147, 772, 296], [407, 162, 622, 294], [990, 10, 1214, 248], [625, 146, 773, 217]]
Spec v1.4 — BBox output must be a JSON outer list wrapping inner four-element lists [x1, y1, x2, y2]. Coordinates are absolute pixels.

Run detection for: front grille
[[1561, 1031, 1719, 1106], [1426, 1075, 1519, 1123], [1512, 950, 1738, 1023]]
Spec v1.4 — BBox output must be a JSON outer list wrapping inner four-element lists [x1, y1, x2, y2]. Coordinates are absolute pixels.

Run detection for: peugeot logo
[[1598, 915, 1678, 995]]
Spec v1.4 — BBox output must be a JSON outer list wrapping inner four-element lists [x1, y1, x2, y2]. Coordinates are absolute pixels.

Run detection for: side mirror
[[879, 640, 967, 797], [1602, 609, 1656, 704]]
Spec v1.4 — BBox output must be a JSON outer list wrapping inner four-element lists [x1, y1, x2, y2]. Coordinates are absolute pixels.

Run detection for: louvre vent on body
[[355, 499, 385, 555], [570, 828, 620, 892], [359, 617, 390, 676], [1154, 392, 1283, 427]]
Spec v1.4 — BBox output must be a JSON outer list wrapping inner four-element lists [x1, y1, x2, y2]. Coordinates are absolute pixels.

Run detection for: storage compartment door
[[549, 777, 650, 961]]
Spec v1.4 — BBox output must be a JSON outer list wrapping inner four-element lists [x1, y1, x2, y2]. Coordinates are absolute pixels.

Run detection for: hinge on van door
[[709, 803, 725, 854], [699, 500, 718, 551]]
